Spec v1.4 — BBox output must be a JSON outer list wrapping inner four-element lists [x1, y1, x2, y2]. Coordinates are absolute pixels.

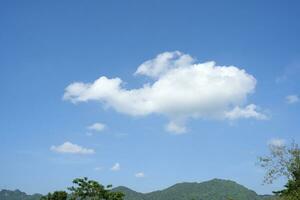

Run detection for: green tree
[[40, 191, 67, 200], [68, 177, 124, 200], [258, 141, 300, 200]]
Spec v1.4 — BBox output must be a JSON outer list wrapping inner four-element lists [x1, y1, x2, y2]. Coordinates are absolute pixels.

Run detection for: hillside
[[113, 179, 274, 200], [0, 189, 42, 200], [1, 179, 275, 200]]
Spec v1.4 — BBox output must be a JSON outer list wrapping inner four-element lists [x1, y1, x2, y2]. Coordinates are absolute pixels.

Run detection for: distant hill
[[259, 195, 278, 200], [1, 179, 276, 200], [113, 179, 276, 200], [0, 189, 42, 200]]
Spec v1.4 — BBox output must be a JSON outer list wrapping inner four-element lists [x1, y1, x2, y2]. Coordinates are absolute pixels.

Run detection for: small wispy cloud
[[86, 132, 94, 136], [286, 95, 299, 104], [87, 122, 106, 132], [110, 163, 120, 171], [94, 166, 103, 171], [225, 104, 268, 120], [135, 172, 145, 178], [50, 141, 95, 155], [267, 138, 286, 148], [165, 121, 187, 134], [276, 61, 300, 84], [114, 133, 128, 139]]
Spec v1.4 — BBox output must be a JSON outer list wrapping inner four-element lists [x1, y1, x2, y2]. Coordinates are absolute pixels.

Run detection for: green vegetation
[[38, 177, 124, 200], [68, 177, 124, 200], [1, 179, 275, 200], [40, 191, 67, 200], [0, 189, 42, 200], [259, 141, 300, 200], [113, 179, 271, 200]]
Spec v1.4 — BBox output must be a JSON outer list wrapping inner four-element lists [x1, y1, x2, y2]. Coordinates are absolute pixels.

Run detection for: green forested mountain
[[113, 179, 275, 200], [259, 195, 278, 200], [0, 189, 42, 200], [1, 179, 275, 200]]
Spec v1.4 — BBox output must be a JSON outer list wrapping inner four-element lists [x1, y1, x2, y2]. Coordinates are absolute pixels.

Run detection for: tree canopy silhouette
[[258, 141, 300, 199], [68, 177, 124, 200]]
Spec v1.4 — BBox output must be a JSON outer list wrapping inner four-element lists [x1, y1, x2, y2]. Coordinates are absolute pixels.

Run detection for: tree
[[68, 177, 124, 200], [40, 191, 67, 200], [258, 141, 300, 199]]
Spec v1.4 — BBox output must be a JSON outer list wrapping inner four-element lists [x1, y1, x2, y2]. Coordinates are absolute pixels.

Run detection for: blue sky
[[0, 0, 300, 195]]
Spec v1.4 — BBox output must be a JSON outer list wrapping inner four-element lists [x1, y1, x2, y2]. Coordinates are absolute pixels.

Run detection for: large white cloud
[[64, 51, 267, 133]]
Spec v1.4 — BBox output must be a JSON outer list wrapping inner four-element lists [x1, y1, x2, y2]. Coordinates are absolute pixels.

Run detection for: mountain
[[113, 179, 275, 200], [0, 179, 276, 200], [259, 195, 278, 200], [0, 189, 42, 200]]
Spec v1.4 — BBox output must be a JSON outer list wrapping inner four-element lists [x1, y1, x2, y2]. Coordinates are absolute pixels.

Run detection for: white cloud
[[286, 95, 299, 104], [94, 167, 103, 171], [135, 172, 145, 178], [165, 121, 187, 134], [86, 132, 93, 136], [268, 138, 286, 148], [135, 51, 194, 78], [110, 163, 120, 171], [87, 122, 106, 132], [225, 104, 268, 120], [64, 51, 265, 133], [50, 141, 95, 154]]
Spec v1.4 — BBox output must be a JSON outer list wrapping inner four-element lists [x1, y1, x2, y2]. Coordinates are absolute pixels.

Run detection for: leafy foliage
[[258, 141, 300, 200], [68, 177, 124, 200], [40, 191, 67, 200]]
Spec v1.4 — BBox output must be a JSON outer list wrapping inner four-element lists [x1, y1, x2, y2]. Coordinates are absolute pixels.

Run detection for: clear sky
[[0, 0, 300, 196]]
